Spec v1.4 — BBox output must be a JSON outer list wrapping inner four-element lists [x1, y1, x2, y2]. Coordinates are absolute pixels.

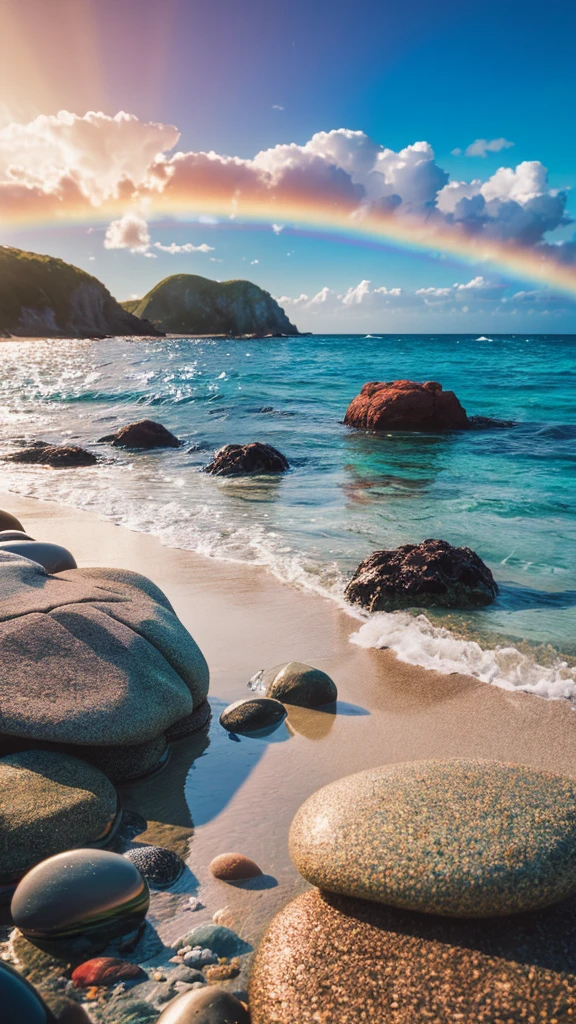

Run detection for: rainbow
[[7, 189, 576, 298]]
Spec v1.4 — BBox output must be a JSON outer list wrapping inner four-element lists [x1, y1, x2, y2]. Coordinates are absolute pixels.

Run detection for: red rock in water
[[71, 958, 147, 988], [210, 852, 263, 880], [344, 380, 469, 432]]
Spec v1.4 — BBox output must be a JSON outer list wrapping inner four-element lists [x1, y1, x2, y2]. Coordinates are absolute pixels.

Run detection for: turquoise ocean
[[1, 333, 575, 700]]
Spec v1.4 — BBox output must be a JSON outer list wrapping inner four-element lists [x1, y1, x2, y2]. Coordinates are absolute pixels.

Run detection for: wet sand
[[3, 489, 576, 957]]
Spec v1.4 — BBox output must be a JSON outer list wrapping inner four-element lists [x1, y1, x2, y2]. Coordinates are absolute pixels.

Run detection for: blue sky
[[1, 0, 576, 331]]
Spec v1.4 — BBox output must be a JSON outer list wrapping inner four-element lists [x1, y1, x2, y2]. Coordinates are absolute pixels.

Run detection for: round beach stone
[[0, 960, 58, 1023], [249, 887, 576, 1024], [0, 750, 118, 880], [124, 846, 185, 888], [0, 509, 25, 532], [11, 848, 149, 957], [260, 661, 337, 707], [0, 530, 35, 541], [209, 852, 262, 881], [219, 697, 286, 733], [289, 758, 576, 917], [0, 540, 77, 573], [0, 557, 209, 755], [157, 986, 250, 1023]]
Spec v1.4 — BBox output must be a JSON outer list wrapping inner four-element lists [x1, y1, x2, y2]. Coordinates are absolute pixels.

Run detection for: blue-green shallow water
[[1, 333, 574, 698]]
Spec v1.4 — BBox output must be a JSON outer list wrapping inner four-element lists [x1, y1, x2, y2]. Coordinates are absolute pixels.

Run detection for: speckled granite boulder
[[0, 750, 118, 881], [289, 759, 576, 917], [11, 849, 149, 957], [0, 555, 209, 774], [219, 697, 286, 733], [257, 661, 337, 707], [204, 442, 289, 476], [157, 986, 250, 1023], [0, 540, 77, 573], [345, 538, 498, 611], [249, 887, 576, 1024]]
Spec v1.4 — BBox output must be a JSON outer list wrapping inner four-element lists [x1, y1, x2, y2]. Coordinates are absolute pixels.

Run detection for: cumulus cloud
[[154, 241, 214, 253], [1, 111, 573, 266], [464, 138, 515, 158], [104, 213, 151, 253]]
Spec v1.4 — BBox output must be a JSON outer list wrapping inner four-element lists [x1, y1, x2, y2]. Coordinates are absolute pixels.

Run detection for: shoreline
[[3, 488, 576, 957]]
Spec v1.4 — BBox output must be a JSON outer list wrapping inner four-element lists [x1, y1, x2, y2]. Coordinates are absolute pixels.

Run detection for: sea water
[[0, 333, 574, 699]]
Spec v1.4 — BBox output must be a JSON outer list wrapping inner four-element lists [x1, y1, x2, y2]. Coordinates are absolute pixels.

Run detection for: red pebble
[[71, 957, 146, 988]]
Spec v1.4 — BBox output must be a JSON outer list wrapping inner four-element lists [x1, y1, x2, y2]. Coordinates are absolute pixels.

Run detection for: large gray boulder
[[0, 554, 209, 773]]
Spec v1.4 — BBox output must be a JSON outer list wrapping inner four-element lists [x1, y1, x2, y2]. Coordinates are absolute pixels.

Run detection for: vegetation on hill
[[0, 246, 162, 338], [122, 274, 299, 336]]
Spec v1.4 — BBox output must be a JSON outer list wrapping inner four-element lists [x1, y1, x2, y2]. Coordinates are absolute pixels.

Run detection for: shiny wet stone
[[0, 540, 77, 573], [259, 661, 337, 707], [249, 887, 576, 1024], [219, 697, 286, 733], [11, 848, 149, 958], [289, 758, 576, 917], [0, 961, 58, 1023]]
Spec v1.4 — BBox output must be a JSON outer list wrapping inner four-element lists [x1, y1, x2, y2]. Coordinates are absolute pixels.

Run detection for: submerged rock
[[0, 556, 209, 778], [71, 957, 147, 987], [289, 759, 576, 917], [204, 442, 289, 476], [5, 443, 97, 468], [0, 750, 118, 881], [11, 848, 150, 957], [157, 986, 250, 1023], [209, 852, 262, 881], [344, 379, 469, 432], [345, 538, 498, 611], [124, 846, 185, 889], [219, 697, 286, 733], [0, 509, 25, 532], [98, 420, 181, 449], [184, 924, 251, 958], [257, 661, 337, 707], [250, 887, 576, 1024], [0, 540, 77, 573]]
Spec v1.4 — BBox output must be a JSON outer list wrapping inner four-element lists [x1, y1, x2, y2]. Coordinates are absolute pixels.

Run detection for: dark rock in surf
[[204, 442, 289, 476], [98, 420, 181, 449], [6, 443, 97, 468], [345, 538, 498, 612]]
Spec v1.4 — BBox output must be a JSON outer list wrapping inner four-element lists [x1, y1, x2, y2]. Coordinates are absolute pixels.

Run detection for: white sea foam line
[[4, 466, 575, 701], [350, 611, 576, 701]]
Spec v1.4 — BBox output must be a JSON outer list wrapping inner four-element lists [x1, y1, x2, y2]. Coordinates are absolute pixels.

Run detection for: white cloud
[[104, 213, 151, 253], [0, 111, 572, 263], [272, 223, 284, 234], [250, 259, 259, 264], [153, 241, 214, 253], [464, 137, 515, 158], [272, 105, 284, 111], [342, 279, 372, 305]]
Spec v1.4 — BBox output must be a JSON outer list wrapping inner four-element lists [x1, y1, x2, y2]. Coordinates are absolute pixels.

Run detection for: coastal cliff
[[0, 246, 163, 338], [122, 273, 300, 336]]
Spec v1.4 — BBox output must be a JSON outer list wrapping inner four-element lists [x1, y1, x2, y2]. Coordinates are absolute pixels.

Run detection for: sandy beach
[[4, 488, 576, 965]]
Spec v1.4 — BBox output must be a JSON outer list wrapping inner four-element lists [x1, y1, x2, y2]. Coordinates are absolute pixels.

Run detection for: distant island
[[121, 273, 300, 337], [0, 247, 301, 339], [0, 246, 161, 339]]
